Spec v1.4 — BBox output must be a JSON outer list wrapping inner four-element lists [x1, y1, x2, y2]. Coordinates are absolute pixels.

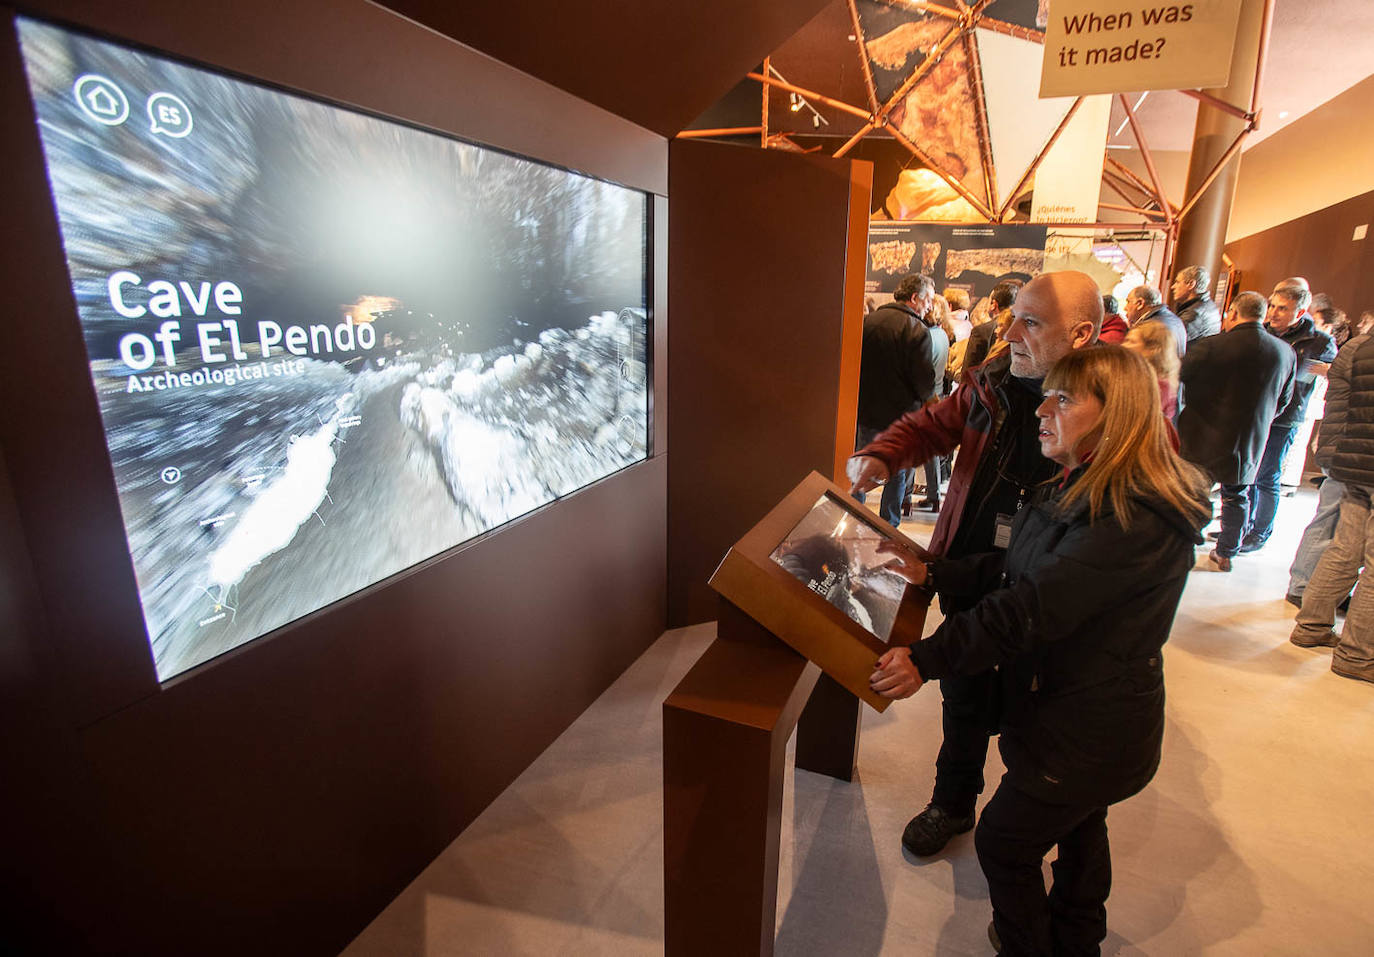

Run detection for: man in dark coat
[[1178, 291, 1295, 570], [848, 270, 1103, 857], [1290, 329, 1374, 683], [959, 279, 1022, 380], [855, 273, 938, 526], [1172, 264, 1222, 341], [1126, 284, 1187, 358], [1240, 282, 1338, 552]]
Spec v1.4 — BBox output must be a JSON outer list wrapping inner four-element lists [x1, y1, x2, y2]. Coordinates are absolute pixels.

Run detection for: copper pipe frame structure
[[831, 17, 965, 158], [1105, 155, 1177, 214], [887, 0, 961, 20], [1039, 221, 1171, 233], [737, 0, 1267, 267], [962, 28, 997, 211], [849, 0, 997, 149], [1099, 202, 1166, 220], [1177, 127, 1251, 223], [846, 0, 881, 114], [760, 55, 770, 149], [1102, 169, 1157, 210], [1251, 0, 1276, 117], [996, 95, 1084, 222], [1118, 93, 1174, 226], [746, 72, 872, 122], [677, 127, 763, 139], [1179, 89, 1253, 124]]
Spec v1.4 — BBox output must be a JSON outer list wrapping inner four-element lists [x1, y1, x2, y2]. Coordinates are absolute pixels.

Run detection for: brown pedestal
[[663, 598, 863, 956]]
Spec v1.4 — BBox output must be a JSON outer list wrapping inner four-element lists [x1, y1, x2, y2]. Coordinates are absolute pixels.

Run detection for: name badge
[[994, 512, 1014, 549]]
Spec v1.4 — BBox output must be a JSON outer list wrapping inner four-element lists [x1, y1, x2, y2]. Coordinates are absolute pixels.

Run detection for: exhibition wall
[[1224, 188, 1374, 315], [0, 1, 667, 954], [1227, 73, 1374, 243], [666, 139, 871, 626]]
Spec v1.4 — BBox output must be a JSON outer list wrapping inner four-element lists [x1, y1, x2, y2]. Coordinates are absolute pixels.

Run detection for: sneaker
[[1209, 550, 1232, 572], [1285, 593, 1303, 608], [1291, 629, 1340, 648], [1332, 660, 1374, 683], [901, 803, 975, 856]]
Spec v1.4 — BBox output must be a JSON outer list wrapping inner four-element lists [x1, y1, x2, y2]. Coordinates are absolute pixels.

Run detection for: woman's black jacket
[[909, 472, 1205, 808]]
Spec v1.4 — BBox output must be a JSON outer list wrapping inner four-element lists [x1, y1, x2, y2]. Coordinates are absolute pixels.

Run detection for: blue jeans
[[855, 425, 911, 527], [1288, 475, 1344, 597], [1216, 484, 1250, 559], [1246, 423, 1298, 547]]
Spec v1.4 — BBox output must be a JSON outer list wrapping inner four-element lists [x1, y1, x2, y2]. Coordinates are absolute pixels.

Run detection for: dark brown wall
[[666, 139, 870, 626], [1224, 189, 1374, 315], [0, 2, 667, 954], [378, 0, 835, 137]]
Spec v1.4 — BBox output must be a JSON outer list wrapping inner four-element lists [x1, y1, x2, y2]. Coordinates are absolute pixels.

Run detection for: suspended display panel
[[17, 16, 651, 681]]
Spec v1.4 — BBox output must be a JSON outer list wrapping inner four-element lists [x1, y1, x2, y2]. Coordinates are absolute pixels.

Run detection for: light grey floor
[[344, 486, 1374, 955]]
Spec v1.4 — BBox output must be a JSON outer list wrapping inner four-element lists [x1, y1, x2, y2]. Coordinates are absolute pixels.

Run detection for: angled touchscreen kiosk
[[709, 470, 932, 712]]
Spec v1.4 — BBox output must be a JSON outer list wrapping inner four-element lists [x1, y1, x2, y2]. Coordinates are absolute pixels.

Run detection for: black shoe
[[919, 495, 940, 511], [1206, 530, 1221, 541], [1338, 594, 1352, 614], [1285, 593, 1302, 608], [1238, 536, 1266, 554], [901, 803, 975, 856], [988, 919, 1002, 954]]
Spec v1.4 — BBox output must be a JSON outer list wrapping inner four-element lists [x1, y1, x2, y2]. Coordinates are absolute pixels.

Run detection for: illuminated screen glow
[[769, 495, 908, 642], [18, 17, 650, 681]]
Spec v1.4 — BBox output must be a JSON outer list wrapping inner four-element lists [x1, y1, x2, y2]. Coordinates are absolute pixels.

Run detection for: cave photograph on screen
[[18, 17, 649, 681]]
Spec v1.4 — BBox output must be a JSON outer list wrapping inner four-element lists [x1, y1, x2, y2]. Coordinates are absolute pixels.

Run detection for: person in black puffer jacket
[[870, 346, 1211, 957], [1290, 330, 1374, 683]]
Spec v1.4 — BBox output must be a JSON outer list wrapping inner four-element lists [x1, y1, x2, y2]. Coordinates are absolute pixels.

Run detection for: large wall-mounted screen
[[17, 17, 650, 682]]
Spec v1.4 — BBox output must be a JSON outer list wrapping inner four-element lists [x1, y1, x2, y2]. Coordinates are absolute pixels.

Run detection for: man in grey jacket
[[1126, 284, 1186, 358], [1289, 330, 1374, 684], [1172, 265, 1221, 341]]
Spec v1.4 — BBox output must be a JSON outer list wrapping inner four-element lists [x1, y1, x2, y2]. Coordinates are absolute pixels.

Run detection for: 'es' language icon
[[147, 92, 193, 138]]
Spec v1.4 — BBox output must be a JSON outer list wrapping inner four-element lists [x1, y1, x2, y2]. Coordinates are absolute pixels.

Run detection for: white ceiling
[[1106, 0, 1374, 153]]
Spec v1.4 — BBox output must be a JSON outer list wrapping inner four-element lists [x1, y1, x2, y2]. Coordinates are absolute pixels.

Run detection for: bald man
[[849, 269, 1103, 857]]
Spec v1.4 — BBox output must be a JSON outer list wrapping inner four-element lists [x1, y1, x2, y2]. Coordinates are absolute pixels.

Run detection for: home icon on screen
[[73, 74, 130, 126]]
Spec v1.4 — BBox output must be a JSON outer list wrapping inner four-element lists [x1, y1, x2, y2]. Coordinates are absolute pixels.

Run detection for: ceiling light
[[1279, 110, 1290, 119], [789, 93, 803, 112]]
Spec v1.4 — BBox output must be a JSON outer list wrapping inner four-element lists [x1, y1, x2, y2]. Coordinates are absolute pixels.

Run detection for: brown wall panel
[[666, 139, 870, 626], [0, 2, 667, 954], [379, 0, 835, 137], [1224, 189, 1374, 316]]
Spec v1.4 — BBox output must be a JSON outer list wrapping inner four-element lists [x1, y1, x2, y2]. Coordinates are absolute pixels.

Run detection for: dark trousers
[[921, 456, 941, 504], [1247, 423, 1299, 546], [931, 670, 996, 816], [855, 425, 912, 527], [1216, 483, 1251, 558], [976, 782, 1111, 957]]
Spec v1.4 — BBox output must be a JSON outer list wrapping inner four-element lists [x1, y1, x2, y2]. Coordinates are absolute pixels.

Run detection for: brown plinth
[[663, 599, 862, 956]]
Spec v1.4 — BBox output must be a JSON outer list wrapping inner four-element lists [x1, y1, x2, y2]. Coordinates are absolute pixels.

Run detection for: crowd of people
[[849, 265, 1371, 956]]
